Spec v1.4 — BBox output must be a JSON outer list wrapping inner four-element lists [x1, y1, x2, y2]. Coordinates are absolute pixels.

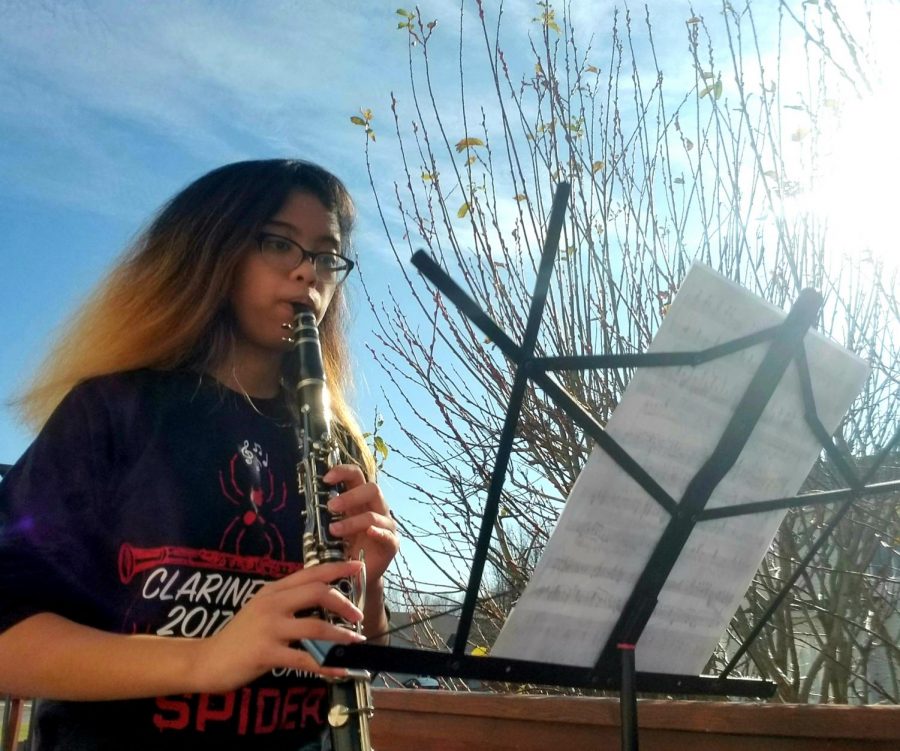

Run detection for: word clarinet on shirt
[[113, 431, 327, 738], [119, 548, 325, 736]]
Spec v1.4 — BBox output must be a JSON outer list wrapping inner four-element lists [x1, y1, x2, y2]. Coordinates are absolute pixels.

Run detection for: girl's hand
[[323, 464, 400, 583], [192, 560, 366, 693]]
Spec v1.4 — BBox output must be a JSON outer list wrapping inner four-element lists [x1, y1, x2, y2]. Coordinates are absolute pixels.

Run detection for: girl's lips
[[278, 299, 313, 316], [285, 298, 321, 320]]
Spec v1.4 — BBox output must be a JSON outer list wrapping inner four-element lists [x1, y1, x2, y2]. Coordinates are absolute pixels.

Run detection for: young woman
[[0, 160, 399, 750]]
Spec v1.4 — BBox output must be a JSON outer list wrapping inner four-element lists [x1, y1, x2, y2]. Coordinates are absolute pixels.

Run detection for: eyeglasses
[[255, 232, 355, 284]]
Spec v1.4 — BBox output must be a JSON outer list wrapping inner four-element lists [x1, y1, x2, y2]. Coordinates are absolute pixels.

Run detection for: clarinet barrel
[[287, 306, 374, 751]]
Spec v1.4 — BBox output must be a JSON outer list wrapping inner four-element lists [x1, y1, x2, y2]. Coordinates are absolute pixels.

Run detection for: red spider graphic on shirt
[[218, 449, 288, 558]]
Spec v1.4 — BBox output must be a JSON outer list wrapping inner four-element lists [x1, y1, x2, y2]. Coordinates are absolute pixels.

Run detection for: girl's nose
[[290, 256, 318, 284]]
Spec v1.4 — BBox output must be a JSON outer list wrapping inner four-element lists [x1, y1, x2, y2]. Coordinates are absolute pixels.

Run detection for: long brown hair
[[18, 159, 374, 476]]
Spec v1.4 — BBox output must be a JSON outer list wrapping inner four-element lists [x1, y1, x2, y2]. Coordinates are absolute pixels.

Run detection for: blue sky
[[0, 1, 408, 459], [0, 0, 570, 592], [3, 0, 896, 443], [0, 0, 673, 459]]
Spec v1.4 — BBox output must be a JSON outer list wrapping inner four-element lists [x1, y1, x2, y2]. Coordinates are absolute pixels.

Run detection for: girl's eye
[[319, 254, 341, 270], [261, 236, 294, 254]]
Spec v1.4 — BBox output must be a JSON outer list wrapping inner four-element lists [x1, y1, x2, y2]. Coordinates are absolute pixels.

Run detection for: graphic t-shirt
[[0, 369, 328, 750]]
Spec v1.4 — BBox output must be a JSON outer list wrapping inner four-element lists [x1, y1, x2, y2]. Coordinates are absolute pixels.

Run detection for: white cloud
[[0, 1, 413, 216]]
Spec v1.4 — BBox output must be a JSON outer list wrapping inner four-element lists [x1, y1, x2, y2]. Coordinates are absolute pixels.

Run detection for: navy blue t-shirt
[[0, 369, 328, 750]]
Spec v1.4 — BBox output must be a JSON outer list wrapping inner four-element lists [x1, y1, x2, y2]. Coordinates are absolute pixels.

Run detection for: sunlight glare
[[810, 15, 900, 270]]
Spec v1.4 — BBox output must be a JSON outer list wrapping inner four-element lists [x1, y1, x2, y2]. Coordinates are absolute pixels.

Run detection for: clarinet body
[[286, 306, 374, 751]]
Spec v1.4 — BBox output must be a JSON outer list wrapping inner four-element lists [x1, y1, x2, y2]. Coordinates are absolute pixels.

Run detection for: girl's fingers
[[264, 559, 363, 593], [270, 646, 353, 681], [323, 464, 366, 488], [278, 616, 365, 646], [264, 581, 364, 625], [327, 482, 388, 516], [329, 511, 393, 538]]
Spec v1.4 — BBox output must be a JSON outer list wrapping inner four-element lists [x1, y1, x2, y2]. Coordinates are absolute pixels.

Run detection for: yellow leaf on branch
[[455, 137, 485, 152]]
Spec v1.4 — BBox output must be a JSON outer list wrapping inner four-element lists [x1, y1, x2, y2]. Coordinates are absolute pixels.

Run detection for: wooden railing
[[4, 690, 899, 749], [1, 697, 27, 751], [0, 467, 22, 751], [370, 690, 900, 751]]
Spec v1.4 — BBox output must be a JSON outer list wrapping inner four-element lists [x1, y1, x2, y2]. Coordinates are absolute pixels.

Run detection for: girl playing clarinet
[[0, 159, 399, 750]]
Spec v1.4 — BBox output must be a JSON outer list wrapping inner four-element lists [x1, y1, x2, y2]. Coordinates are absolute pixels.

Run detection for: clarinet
[[284, 305, 375, 751]]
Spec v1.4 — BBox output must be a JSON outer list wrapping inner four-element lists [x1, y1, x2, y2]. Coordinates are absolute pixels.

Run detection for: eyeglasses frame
[[254, 231, 355, 283]]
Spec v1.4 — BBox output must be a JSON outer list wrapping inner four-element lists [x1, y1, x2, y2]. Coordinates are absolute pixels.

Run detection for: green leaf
[[396, 8, 414, 18], [455, 137, 485, 152], [457, 201, 470, 218], [373, 436, 390, 460], [699, 76, 723, 101], [591, 160, 605, 173], [350, 116, 367, 126], [421, 171, 434, 182], [513, 193, 527, 201]]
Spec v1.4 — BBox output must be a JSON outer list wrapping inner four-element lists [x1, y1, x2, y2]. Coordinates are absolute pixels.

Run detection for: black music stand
[[306, 182, 900, 750]]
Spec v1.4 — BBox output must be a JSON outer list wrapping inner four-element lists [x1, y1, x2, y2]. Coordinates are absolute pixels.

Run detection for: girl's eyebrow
[[262, 219, 341, 248]]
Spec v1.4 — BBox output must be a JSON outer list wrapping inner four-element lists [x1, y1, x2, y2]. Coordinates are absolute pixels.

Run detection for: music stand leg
[[618, 644, 638, 751]]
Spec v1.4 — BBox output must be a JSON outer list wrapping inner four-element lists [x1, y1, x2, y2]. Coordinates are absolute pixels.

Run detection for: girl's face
[[229, 191, 343, 356]]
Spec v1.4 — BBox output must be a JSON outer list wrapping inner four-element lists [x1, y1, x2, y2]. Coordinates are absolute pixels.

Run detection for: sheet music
[[491, 263, 869, 674]]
